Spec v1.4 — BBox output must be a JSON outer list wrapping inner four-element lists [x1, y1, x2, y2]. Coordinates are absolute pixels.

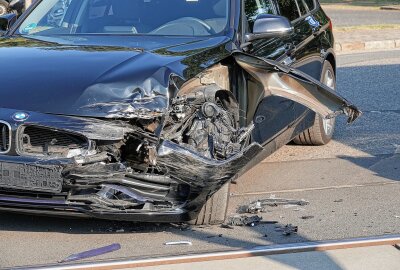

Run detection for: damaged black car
[[0, 0, 360, 224]]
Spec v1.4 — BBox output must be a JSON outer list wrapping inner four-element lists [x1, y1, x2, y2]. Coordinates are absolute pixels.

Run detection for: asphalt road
[[323, 6, 400, 27], [0, 50, 399, 269]]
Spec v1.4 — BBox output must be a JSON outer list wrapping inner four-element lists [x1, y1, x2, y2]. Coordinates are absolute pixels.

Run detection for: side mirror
[[245, 14, 293, 42], [0, 13, 17, 36]]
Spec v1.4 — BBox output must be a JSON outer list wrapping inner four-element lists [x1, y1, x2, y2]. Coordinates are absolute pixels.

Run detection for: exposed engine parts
[[164, 84, 254, 160]]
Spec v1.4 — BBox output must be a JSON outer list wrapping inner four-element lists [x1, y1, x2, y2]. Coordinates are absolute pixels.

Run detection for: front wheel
[[293, 61, 337, 145], [0, 1, 8, 16]]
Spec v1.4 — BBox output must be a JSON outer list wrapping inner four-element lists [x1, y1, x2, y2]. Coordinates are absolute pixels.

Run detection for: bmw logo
[[12, 112, 30, 122]]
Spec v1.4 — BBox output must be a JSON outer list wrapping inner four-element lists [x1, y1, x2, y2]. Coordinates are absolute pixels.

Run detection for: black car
[[0, 0, 360, 224]]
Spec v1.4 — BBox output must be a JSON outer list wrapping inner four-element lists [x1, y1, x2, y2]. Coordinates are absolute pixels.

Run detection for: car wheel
[[188, 182, 230, 225], [0, 1, 8, 16], [293, 61, 336, 145]]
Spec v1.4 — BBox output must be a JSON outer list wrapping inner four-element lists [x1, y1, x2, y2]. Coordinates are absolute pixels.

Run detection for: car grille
[[0, 122, 11, 153], [19, 126, 88, 157]]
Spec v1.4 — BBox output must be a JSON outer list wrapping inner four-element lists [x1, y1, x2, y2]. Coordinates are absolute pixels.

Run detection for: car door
[[240, 0, 360, 146], [275, 0, 325, 120], [242, 0, 297, 144], [242, 0, 326, 145]]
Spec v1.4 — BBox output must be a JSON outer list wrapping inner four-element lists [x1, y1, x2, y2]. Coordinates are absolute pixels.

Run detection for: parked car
[[0, 0, 360, 224], [0, 0, 25, 16], [0, 0, 11, 16]]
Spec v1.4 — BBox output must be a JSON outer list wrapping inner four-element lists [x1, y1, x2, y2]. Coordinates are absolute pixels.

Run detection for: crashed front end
[[0, 49, 361, 222], [0, 86, 261, 222]]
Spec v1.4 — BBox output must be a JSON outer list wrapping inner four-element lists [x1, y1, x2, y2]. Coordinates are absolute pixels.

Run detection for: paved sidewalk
[[334, 29, 400, 52], [322, 5, 400, 52]]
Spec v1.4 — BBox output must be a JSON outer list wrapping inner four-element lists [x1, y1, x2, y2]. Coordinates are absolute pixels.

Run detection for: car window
[[17, 0, 230, 36], [276, 0, 301, 22], [303, 0, 315, 11], [297, 0, 308, 16], [244, 0, 276, 32]]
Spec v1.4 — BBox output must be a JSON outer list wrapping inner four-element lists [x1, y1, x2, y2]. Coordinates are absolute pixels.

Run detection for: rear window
[[276, 0, 300, 22]]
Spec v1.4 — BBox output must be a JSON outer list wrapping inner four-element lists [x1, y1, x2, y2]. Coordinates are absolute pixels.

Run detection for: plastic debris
[[220, 224, 234, 229], [59, 243, 121, 263], [246, 201, 265, 214], [225, 215, 263, 227], [241, 198, 309, 214], [164, 241, 193, 246], [206, 234, 223, 238], [258, 198, 309, 207], [282, 224, 298, 236], [300, 215, 314, 220]]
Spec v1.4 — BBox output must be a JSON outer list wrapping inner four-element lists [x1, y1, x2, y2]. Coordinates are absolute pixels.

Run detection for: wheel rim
[[0, 6, 6, 16], [322, 69, 335, 136]]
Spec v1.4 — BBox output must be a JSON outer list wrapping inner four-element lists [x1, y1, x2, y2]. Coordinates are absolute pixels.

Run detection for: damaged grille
[[18, 126, 88, 157], [0, 122, 11, 153]]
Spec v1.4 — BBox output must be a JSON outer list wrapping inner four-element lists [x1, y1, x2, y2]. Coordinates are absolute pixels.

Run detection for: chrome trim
[[0, 120, 12, 154], [15, 124, 89, 158]]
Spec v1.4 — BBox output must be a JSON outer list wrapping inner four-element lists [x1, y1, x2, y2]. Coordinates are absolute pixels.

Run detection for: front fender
[[233, 52, 361, 123]]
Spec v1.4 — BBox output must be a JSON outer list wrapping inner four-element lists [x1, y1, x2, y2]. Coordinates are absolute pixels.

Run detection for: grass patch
[[320, 0, 400, 6]]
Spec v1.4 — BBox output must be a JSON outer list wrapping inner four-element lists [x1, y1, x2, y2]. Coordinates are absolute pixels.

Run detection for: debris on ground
[[275, 224, 298, 236], [245, 201, 265, 214], [240, 197, 309, 214], [170, 223, 192, 231], [59, 243, 121, 263], [334, 199, 343, 203], [259, 198, 309, 207], [220, 224, 234, 229], [225, 215, 263, 227], [206, 234, 223, 238], [164, 241, 193, 246], [300, 215, 315, 220]]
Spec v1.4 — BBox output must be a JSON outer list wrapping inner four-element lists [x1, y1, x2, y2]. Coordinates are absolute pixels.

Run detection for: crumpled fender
[[233, 52, 362, 123]]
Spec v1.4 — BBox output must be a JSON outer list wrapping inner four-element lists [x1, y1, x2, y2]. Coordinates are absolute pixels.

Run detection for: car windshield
[[17, 0, 230, 36]]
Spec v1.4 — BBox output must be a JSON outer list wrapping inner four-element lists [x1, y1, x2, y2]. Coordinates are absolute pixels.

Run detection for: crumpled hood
[[0, 35, 230, 118]]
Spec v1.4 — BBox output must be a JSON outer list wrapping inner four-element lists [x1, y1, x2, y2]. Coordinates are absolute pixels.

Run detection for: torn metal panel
[[157, 140, 263, 190], [234, 53, 362, 124]]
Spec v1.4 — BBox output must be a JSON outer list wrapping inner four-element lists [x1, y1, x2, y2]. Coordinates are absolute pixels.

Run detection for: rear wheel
[[293, 61, 336, 145], [0, 1, 8, 16], [189, 182, 230, 225]]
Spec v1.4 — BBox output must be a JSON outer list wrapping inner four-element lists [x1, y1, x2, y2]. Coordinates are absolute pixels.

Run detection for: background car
[[0, 0, 11, 16]]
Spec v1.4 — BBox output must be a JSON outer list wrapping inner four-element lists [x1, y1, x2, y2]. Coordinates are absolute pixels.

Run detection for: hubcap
[[322, 70, 335, 136]]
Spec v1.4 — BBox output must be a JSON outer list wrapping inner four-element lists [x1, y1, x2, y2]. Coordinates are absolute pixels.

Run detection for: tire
[[293, 61, 337, 146], [188, 182, 230, 225], [0, 1, 8, 16]]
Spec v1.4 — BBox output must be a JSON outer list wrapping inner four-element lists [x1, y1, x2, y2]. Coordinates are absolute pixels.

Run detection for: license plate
[[0, 162, 63, 193]]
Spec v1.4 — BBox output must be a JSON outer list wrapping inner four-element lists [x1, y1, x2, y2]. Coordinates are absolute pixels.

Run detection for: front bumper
[[0, 108, 263, 222]]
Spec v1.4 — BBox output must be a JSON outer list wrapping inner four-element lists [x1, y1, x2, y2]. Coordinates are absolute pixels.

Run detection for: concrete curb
[[335, 39, 400, 52], [380, 5, 400, 11]]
